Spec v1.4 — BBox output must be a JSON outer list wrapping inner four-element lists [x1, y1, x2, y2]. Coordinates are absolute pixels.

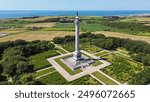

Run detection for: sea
[[0, 10, 150, 19]]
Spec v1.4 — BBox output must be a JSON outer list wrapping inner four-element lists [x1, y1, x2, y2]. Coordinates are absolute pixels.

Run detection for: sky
[[0, 0, 150, 10]]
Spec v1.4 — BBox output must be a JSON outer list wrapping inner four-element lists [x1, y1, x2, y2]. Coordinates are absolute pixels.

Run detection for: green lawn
[[38, 71, 68, 85], [92, 71, 118, 85], [42, 27, 74, 31], [81, 44, 102, 54], [95, 51, 110, 57], [29, 50, 59, 70], [36, 67, 56, 77], [38, 71, 101, 85], [61, 43, 75, 52], [56, 47, 68, 54], [55, 55, 82, 75]]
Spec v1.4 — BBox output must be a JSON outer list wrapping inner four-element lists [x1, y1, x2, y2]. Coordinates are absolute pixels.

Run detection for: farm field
[[0, 16, 150, 44], [0, 31, 75, 42], [94, 31, 150, 44], [24, 23, 56, 28]]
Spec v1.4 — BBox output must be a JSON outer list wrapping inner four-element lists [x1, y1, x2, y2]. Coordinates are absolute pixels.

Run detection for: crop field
[[24, 23, 56, 28], [55, 23, 74, 28], [94, 31, 150, 44], [29, 50, 60, 70], [101, 53, 144, 83], [55, 23, 114, 32], [1, 16, 150, 44], [0, 31, 75, 42], [135, 17, 150, 22]]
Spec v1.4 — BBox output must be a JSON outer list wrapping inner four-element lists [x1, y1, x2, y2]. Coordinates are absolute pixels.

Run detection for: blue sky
[[0, 0, 150, 10]]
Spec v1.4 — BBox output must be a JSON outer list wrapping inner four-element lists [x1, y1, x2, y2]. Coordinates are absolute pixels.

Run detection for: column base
[[73, 51, 82, 61]]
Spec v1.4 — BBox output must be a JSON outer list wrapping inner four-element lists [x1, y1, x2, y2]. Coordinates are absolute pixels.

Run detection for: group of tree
[[34, 17, 74, 23], [0, 40, 55, 85], [53, 32, 150, 55], [52, 32, 150, 84], [131, 53, 150, 66], [0, 40, 28, 58], [129, 67, 150, 85], [53, 35, 75, 44]]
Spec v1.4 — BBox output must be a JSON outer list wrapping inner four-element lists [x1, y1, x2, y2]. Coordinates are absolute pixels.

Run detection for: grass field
[[94, 31, 150, 44], [61, 43, 75, 52], [0, 31, 75, 42], [38, 71, 101, 85], [29, 50, 59, 70], [36, 67, 56, 77], [92, 71, 118, 85], [38, 71, 68, 85], [81, 44, 102, 54], [56, 47, 68, 54], [24, 23, 56, 28], [95, 50, 110, 57]]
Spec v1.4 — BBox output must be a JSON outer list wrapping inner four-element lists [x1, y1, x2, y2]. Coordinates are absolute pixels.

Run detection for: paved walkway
[[98, 70, 122, 85], [36, 66, 53, 72], [55, 44, 70, 53], [90, 74, 106, 85], [47, 51, 111, 82], [36, 70, 57, 79]]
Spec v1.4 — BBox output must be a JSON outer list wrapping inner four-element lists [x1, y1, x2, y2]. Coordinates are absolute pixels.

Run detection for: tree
[[104, 38, 114, 50], [129, 67, 150, 85], [53, 37, 64, 44], [64, 35, 74, 43], [20, 73, 35, 84], [3, 60, 18, 77], [2, 47, 23, 59], [16, 61, 34, 75], [0, 81, 13, 85], [0, 64, 3, 74]]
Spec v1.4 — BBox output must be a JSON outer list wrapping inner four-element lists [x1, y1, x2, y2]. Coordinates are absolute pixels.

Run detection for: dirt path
[[94, 31, 150, 44]]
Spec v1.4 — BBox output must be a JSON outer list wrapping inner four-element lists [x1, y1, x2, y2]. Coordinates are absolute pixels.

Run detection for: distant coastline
[[0, 10, 150, 19]]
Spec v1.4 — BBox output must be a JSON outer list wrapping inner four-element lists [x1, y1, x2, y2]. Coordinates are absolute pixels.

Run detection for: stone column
[[73, 14, 81, 61]]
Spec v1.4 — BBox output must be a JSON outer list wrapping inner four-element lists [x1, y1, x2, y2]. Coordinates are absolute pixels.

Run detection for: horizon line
[[0, 10, 150, 11]]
